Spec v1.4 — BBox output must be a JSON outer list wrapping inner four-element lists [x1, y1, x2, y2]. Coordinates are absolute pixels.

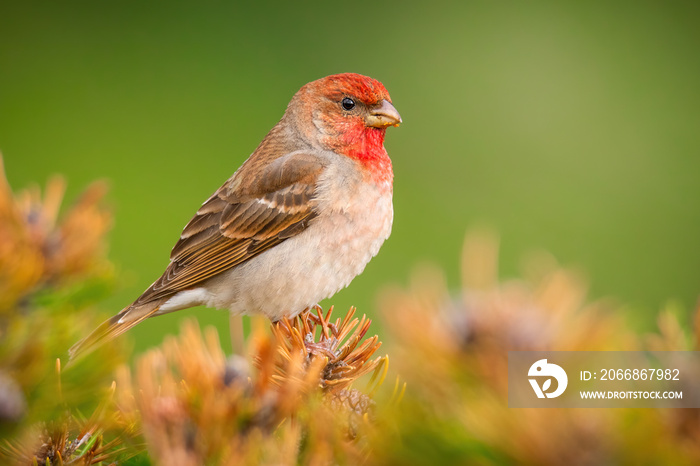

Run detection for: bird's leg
[[229, 314, 245, 355], [299, 305, 337, 359], [305, 340, 336, 360]]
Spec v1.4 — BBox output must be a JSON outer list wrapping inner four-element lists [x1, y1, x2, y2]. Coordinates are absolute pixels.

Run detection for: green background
[[1, 1, 698, 353]]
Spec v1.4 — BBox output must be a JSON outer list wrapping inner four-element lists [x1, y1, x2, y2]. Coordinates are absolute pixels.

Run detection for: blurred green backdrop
[[1, 1, 698, 353]]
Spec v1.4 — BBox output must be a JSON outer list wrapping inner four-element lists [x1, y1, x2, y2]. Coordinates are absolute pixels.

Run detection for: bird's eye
[[341, 97, 356, 110]]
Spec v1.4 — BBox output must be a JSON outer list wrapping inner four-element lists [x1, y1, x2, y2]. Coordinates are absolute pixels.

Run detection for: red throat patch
[[342, 126, 393, 187]]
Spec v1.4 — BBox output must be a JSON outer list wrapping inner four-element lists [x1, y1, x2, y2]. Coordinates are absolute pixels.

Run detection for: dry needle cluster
[[0, 155, 132, 465], [113, 308, 387, 465]]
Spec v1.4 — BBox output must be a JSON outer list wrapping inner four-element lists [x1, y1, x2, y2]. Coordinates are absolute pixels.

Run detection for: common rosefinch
[[70, 73, 401, 359]]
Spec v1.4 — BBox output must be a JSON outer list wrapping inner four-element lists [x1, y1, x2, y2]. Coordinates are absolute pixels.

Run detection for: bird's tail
[[68, 300, 163, 362]]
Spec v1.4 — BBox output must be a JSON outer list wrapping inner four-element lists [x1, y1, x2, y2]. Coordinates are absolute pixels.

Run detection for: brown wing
[[134, 152, 324, 305], [69, 152, 324, 362]]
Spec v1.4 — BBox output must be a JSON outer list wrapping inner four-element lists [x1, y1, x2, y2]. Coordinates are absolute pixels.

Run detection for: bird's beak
[[366, 99, 402, 128]]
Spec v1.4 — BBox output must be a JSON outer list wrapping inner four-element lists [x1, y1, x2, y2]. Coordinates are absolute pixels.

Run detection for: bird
[[69, 73, 401, 360]]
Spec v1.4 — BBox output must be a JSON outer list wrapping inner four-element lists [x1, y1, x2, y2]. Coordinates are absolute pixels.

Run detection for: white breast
[[163, 153, 393, 321]]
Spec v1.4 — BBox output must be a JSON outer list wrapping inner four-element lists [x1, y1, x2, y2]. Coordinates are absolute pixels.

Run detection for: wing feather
[[134, 152, 324, 305]]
